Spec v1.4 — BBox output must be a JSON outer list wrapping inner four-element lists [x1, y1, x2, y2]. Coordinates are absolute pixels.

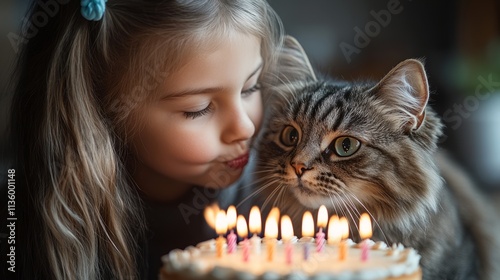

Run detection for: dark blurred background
[[1, 0, 499, 192], [267, 0, 500, 193]]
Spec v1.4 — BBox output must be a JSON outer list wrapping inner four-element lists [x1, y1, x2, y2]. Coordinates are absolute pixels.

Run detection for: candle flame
[[339, 217, 349, 239], [265, 214, 278, 239], [249, 206, 262, 234], [237, 215, 248, 238], [215, 210, 228, 235], [327, 215, 341, 244], [281, 215, 294, 241], [317, 205, 328, 228], [203, 204, 219, 230], [269, 207, 280, 222], [227, 205, 237, 230], [302, 211, 314, 237], [359, 213, 372, 239]]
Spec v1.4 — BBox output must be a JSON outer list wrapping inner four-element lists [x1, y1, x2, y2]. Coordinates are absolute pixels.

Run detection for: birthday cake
[[160, 206, 421, 280], [160, 238, 421, 280]]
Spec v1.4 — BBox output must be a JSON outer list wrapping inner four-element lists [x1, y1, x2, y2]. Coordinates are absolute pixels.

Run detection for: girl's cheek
[[250, 93, 264, 132], [171, 128, 221, 163]]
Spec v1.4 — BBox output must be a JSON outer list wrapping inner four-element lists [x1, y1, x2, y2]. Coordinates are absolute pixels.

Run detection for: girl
[[5, 0, 284, 279]]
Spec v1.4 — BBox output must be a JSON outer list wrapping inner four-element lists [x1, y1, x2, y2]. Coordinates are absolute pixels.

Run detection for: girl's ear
[[372, 59, 429, 132], [276, 35, 317, 83]]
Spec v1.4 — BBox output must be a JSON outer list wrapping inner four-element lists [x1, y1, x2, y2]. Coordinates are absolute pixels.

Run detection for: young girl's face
[[130, 32, 263, 201]]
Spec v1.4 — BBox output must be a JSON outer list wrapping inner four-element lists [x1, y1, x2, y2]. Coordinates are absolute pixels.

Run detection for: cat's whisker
[[275, 184, 288, 209], [249, 168, 279, 175], [261, 183, 284, 210], [334, 193, 360, 237], [343, 190, 389, 244], [236, 178, 281, 208]]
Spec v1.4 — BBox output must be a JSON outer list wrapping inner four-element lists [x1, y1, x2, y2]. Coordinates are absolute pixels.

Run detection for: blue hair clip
[[81, 0, 107, 21]]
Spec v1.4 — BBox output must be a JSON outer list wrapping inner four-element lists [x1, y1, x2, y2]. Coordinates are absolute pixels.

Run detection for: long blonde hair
[[9, 0, 283, 279]]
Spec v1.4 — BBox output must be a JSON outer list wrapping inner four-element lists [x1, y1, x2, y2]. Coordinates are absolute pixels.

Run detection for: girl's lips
[[226, 153, 249, 169]]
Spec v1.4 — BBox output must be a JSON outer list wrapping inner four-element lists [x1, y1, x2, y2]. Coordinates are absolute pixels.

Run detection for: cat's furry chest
[[372, 182, 479, 280]]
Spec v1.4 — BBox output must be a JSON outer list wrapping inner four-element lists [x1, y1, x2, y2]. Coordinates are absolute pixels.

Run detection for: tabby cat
[[255, 36, 500, 280]]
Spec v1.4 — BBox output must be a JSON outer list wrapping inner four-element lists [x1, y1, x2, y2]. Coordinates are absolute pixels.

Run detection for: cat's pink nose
[[291, 161, 312, 177]]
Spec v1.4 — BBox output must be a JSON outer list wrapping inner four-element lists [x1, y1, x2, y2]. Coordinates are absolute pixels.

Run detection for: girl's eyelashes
[[183, 103, 214, 119], [182, 83, 260, 119], [241, 83, 261, 96]]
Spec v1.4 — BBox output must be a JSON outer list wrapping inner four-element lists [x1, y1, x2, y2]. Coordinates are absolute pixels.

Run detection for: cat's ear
[[276, 35, 317, 83], [373, 59, 429, 132]]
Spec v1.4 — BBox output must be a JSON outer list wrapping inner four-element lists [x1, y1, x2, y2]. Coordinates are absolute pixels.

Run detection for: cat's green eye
[[333, 137, 360, 157], [280, 126, 299, 147]]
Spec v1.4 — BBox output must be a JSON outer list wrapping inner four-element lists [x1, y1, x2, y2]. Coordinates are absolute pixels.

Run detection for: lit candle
[[302, 211, 314, 261], [327, 215, 341, 245], [281, 215, 294, 265], [237, 215, 250, 262], [269, 206, 280, 221], [316, 205, 328, 253], [203, 203, 219, 230], [249, 206, 262, 255], [215, 210, 228, 258], [226, 205, 237, 254], [359, 213, 372, 262], [339, 217, 349, 261], [264, 213, 278, 262]]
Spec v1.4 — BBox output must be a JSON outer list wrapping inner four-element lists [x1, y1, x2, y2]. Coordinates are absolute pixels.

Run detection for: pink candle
[[361, 239, 369, 262], [237, 215, 250, 262], [226, 206, 238, 254], [285, 242, 293, 265], [227, 230, 237, 254], [359, 213, 372, 262], [315, 228, 325, 253], [316, 205, 328, 253], [243, 238, 250, 262]]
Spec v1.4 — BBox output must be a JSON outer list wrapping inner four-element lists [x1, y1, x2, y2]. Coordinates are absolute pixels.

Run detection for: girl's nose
[[221, 102, 255, 144]]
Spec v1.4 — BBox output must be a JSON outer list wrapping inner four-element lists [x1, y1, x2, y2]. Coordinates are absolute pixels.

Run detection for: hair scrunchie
[[81, 0, 107, 21]]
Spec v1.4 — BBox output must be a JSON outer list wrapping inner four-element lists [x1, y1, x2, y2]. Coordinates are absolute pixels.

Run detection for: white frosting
[[162, 238, 421, 280]]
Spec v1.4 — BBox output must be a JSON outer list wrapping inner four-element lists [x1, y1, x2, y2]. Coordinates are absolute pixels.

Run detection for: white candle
[[249, 206, 262, 255], [302, 211, 314, 261]]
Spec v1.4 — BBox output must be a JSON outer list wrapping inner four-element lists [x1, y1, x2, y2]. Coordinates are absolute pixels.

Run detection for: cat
[[254, 36, 500, 280]]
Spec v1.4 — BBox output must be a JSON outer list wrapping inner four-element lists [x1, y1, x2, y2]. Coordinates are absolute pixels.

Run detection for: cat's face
[[256, 58, 443, 227], [259, 82, 398, 208]]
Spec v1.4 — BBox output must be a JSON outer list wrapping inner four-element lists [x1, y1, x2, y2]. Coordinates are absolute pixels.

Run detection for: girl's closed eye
[[184, 103, 214, 119], [242, 83, 261, 97]]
